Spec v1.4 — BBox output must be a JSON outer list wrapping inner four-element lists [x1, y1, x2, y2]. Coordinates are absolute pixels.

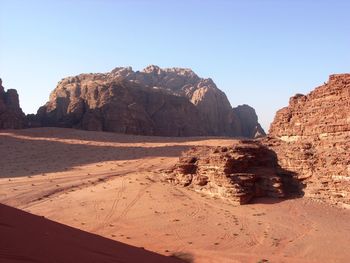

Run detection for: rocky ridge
[[35, 66, 265, 138], [0, 78, 26, 129]]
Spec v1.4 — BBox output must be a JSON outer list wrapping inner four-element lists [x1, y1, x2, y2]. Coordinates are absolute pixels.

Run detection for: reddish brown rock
[[232, 104, 266, 138], [35, 66, 265, 138], [266, 74, 350, 208], [0, 78, 26, 129], [36, 77, 206, 136], [165, 140, 302, 204]]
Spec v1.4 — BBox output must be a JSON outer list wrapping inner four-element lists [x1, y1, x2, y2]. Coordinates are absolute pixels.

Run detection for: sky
[[0, 0, 349, 131]]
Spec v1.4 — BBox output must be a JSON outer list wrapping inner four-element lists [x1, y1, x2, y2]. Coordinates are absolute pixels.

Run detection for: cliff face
[[232, 104, 266, 138], [0, 78, 26, 129], [36, 66, 265, 137], [167, 74, 349, 206], [265, 74, 350, 207]]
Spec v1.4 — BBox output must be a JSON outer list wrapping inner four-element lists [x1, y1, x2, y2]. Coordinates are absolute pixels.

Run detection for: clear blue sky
[[1, 0, 349, 131]]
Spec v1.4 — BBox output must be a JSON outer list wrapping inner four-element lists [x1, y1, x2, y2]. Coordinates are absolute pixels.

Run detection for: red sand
[[0, 203, 183, 263], [1, 128, 350, 263]]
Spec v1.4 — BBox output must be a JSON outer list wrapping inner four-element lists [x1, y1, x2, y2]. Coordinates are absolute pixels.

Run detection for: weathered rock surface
[[167, 74, 349, 207], [232, 104, 266, 138], [165, 140, 302, 204], [266, 74, 350, 208], [0, 78, 26, 129], [35, 66, 264, 137]]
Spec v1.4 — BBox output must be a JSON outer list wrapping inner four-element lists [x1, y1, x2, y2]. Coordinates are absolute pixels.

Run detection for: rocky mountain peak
[[34, 66, 264, 138], [0, 79, 26, 129], [142, 65, 161, 74]]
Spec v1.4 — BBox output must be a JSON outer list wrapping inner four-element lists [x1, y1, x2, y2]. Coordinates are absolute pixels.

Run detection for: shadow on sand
[[12, 127, 227, 143], [0, 131, 195, 178], [0, 128, 305, 204], [0, 203, 184, 263]]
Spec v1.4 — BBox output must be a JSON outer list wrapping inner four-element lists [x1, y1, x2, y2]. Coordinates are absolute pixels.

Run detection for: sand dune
[[1, 128, 350, 263], [0, 203, 183, 263]]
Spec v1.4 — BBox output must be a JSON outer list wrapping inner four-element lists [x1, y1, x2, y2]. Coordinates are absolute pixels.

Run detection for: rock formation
[[35, 66, 265, 138], [265, 74, 350, 208], [232, 104, 266, 138], [0, 78, 26, 129], [167, 74, 349, 207], [165, 140, 302, 204]]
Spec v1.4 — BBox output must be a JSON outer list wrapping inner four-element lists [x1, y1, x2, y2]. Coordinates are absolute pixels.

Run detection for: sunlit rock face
[[0, 78, 26, 129], [266, 74, 350, 208], [165, 140, 302, 204], [35, 66, 265, 138]]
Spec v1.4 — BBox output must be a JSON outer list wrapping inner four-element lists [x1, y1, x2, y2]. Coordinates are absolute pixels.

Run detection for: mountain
[[0, 78, 26, 129], [34, 65, 265, 138]]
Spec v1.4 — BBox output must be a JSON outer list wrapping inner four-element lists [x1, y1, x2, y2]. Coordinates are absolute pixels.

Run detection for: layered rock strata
[[266, 74, 350, 207], [165, 140, 302, 204], [35, 66, 265, 138]]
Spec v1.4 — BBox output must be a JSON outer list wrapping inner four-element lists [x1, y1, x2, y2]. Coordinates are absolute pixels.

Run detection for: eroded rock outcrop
[[265, 74, 350, 208], [0, 78, 26, 129], [167, 74, 349, 207], [233, 104, 266, 138], [35, 66, 264, 137], [165, 140, 302, 204]]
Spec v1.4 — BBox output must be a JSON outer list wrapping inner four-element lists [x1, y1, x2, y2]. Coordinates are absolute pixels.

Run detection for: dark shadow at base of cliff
[[249, 144, 305, 204], [278, 169, 306, 199]]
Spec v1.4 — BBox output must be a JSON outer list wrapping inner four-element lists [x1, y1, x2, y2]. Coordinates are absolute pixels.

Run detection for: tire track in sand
[[104, 176, 127, 222]]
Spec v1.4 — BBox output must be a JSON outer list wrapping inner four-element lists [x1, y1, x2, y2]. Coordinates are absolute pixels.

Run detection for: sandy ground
[[0, 203, 183, 263], [1, 128, 350, 263]]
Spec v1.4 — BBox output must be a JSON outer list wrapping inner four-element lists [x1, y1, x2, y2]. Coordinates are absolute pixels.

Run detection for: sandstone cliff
[[35, 66, 264, 138], [0, 78, 26, 129], [167, 74, 349, 207], [265, 74, 350, 208]]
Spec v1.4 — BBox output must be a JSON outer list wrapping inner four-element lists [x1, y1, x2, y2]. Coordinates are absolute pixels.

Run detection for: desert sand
[[0, 203, 183, 263], [1, 128, 350, 263]]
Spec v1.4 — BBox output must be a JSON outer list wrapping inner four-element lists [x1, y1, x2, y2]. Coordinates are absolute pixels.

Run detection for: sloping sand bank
[[0, 203, 183, 263]]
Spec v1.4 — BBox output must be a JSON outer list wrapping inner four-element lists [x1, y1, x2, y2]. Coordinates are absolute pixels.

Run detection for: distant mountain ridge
[[33, 65, 265, 138], [0, 78, 26, 129]]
